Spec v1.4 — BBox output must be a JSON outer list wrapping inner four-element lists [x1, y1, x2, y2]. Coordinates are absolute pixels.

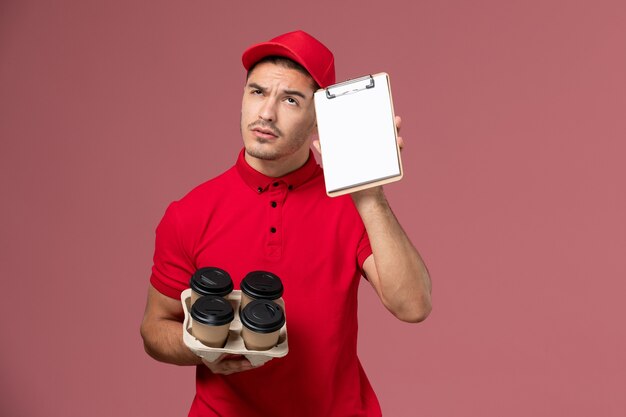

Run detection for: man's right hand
[[202, 354, 257, 375]]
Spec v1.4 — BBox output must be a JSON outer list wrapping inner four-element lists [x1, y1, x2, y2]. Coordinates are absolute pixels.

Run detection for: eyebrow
[[284, 89, 308, 99], [247, 82, 309, 100]]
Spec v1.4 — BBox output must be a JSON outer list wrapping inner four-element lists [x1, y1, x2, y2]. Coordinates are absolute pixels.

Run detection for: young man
[[141, 30, 431, 417]]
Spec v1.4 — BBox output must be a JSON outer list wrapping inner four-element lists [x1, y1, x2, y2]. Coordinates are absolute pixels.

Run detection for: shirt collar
[[235, 148, 320, 193]]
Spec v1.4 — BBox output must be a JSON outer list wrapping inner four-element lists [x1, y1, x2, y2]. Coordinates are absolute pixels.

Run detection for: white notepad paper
[[314, 73, 403, 197]]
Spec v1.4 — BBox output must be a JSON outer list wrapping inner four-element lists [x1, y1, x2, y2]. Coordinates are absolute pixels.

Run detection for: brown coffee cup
[[190, 267, 234, 306], [240, 299, 285, 351], [190, 296, 234, 348], [240, 271, 284, 309]]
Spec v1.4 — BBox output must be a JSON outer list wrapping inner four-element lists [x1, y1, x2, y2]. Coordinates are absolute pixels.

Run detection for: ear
[[311, 129, 321, 155], [309, 117, 320, 154]]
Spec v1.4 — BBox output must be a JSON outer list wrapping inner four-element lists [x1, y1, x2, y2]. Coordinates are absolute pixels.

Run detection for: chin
[[245, 144, 281, 161]]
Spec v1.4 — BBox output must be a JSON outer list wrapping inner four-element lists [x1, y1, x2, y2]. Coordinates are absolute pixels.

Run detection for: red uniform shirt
[[150, 149, 381, 417]]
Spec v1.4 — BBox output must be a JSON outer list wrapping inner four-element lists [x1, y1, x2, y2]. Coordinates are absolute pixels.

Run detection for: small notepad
[[314, 73, 403, 197]]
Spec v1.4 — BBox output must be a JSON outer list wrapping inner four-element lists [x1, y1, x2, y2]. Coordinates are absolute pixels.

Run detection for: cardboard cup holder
[[181, 288, 288, 367]]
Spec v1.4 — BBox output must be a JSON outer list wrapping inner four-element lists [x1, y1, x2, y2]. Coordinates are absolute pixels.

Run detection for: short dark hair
[[246, 56, 320, 91]]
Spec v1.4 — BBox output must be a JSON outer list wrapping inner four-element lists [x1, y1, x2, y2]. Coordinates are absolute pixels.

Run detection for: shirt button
[[270, 227, 277, 233], [273, 182, 279, 187], [271, 201, 277, 208], [288, 185, 293, 190], [257, 187, 263, 193]]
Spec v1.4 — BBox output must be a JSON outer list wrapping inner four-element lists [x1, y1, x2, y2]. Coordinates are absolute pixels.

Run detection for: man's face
[[240, 61, 317, 166]]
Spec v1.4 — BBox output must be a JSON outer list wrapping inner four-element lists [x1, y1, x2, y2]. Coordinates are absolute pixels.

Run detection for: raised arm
[[352, 115, 432, 323], [355, 189, 432, 323]]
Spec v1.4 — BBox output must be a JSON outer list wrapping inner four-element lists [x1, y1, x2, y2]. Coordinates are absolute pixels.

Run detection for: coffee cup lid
[[240, 271, 283, 300], [190, 267, 233, 297], [240, 299, 285, 333], [190, 296, 234, 326]]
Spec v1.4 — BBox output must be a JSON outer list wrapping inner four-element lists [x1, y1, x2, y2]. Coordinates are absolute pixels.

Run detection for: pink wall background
[[1, 1, 624, 416]]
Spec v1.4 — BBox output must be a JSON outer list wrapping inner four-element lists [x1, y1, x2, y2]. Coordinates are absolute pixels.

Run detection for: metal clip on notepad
[[325, 75, 375, 99]]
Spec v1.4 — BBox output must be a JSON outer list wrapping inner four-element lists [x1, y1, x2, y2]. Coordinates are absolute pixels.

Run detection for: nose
[[258, 97, 277, 122]]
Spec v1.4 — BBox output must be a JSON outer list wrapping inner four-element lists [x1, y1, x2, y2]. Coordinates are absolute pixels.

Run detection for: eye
[[251, 89, 263, 96], [285, 97, 299, 106]]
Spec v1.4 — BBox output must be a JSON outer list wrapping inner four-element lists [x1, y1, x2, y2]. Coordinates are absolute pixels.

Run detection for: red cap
[[242, 30, 336, 88]]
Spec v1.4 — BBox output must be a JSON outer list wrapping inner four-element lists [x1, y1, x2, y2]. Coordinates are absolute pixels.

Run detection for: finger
[[221, 358, 255, 374], [222, 353, 244, 361], [203, 356, 255, 375], [394, 115, 402, 133], [397, 135, 404, 151]]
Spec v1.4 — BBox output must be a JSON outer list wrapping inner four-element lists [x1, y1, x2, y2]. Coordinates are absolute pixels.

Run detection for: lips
[[251, 127, 278, 139]]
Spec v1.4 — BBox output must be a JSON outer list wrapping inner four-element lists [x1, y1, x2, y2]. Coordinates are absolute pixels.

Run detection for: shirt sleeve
[[149, 201, 196, 299]]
